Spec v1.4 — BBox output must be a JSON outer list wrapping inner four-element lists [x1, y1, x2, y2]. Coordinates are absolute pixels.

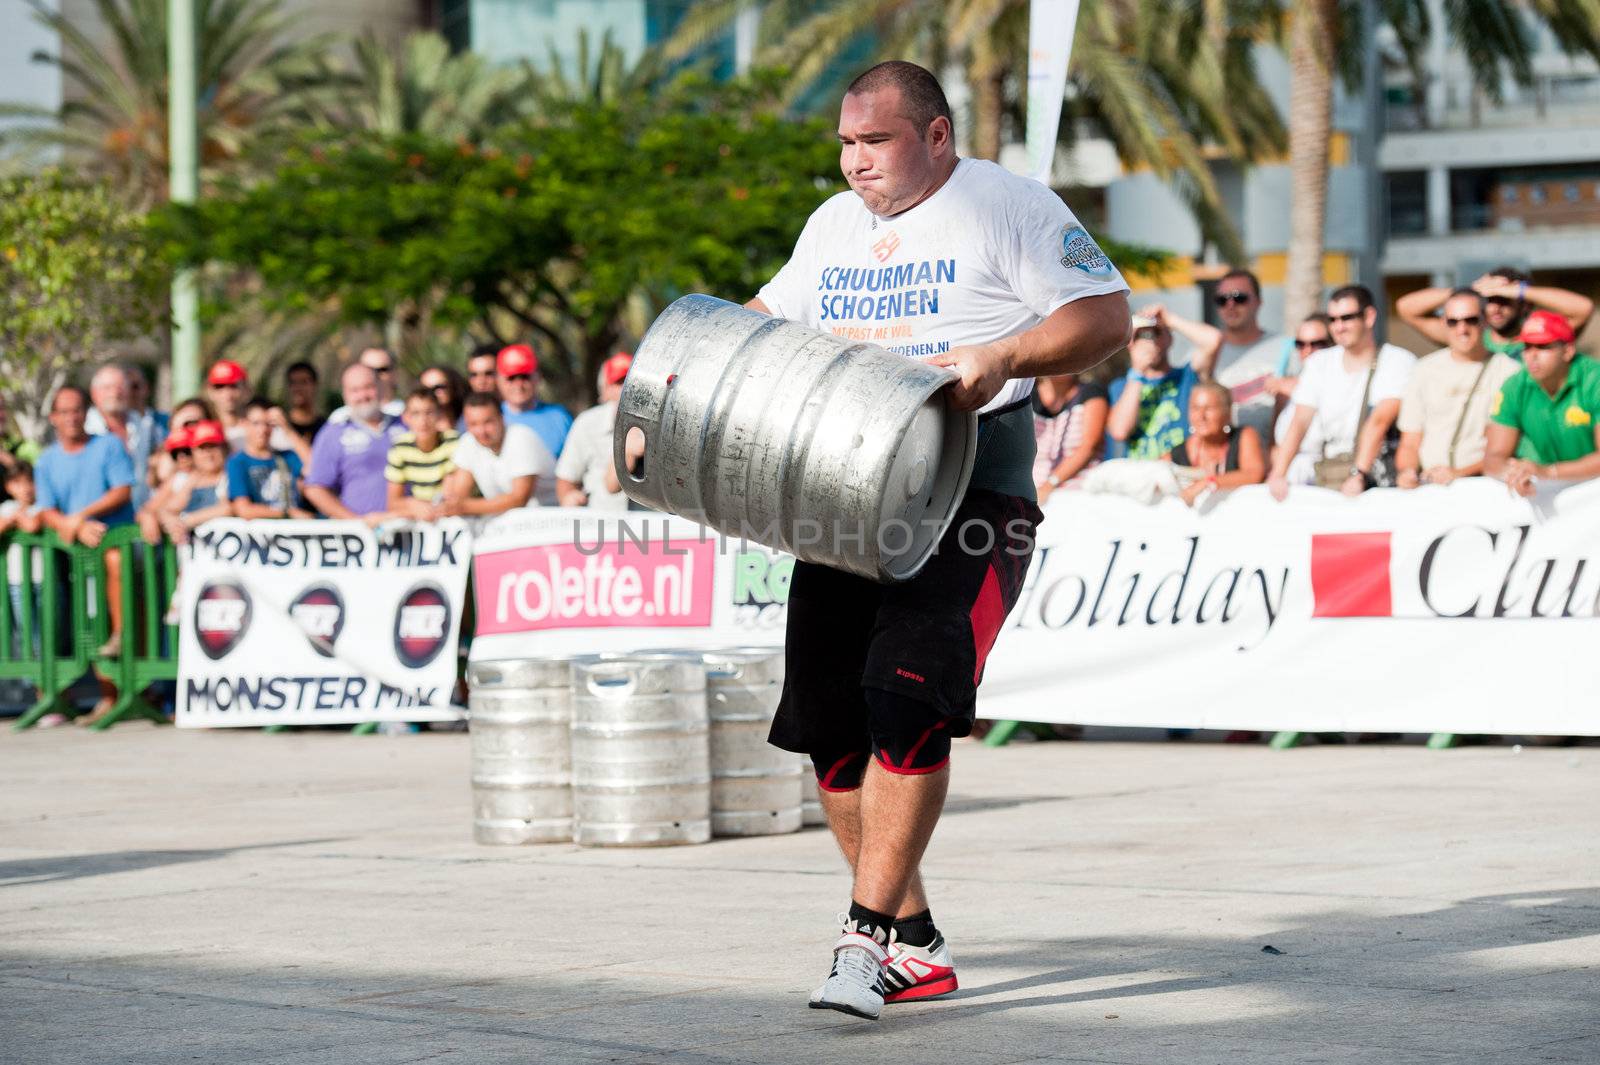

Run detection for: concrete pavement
[[2, 726, 1597, 1065]]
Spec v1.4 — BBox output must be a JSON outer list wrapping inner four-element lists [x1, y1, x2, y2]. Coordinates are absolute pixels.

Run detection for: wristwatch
[[1349, 465, 1376, 489], [1047, 475, 1064, 489]]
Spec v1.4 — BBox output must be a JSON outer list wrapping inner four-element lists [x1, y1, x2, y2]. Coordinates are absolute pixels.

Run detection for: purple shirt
[[306, 415, 405, 516]]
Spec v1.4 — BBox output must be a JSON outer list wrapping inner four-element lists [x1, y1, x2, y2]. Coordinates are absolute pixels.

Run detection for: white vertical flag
[[1025, 0, 1081, 184]]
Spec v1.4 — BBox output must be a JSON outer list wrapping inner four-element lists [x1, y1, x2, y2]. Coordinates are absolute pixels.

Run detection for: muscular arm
[[751, 288, 1133, 411], [1395, 287, 1452, 347], [927, 293, 1132, 411]]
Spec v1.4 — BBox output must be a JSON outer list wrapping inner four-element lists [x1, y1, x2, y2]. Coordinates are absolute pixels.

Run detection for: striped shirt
[[384, 430, 459, 502]]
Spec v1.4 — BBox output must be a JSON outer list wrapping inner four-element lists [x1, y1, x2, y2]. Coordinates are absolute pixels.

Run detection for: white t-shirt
[[1214, 333, 1292, 443], [1289, 344, 1416, 460], [452, 423, 555, 501], [756, 157, 1129, 414], [554, 401, 628, 511]]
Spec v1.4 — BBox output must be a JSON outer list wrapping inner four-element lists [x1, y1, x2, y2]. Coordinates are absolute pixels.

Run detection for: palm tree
[[520, 28, 672, 111], [1282, 0, 1600, 326], [287, 31, 530, 139], [661, 0, 1286, 264], [0, 0, 326, 205]]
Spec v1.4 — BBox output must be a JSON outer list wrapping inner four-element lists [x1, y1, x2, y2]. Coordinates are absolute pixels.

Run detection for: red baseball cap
[[163, 426, 194, 452], [602, 352, 633, 385], [497, 343, 538, 377], [190, 420, 226, 448], [1518, 310, 1576, 346], [207, 359, 247, 387]]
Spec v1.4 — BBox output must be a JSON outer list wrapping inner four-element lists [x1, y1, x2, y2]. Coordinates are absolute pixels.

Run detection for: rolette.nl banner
[[177, 519, 472, 727]]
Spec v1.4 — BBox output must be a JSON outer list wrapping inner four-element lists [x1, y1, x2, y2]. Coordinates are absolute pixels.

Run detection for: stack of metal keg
[[468, 646, 815, 847]]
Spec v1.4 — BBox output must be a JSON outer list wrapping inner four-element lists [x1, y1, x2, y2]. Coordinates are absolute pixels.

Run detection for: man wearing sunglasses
[[496, 343, 572, 505], [1208, 268, 1290, 445], [1393, 290, 1519, 489], [1269, 285, 1416, 498], [1396, 266, 1593, 362]]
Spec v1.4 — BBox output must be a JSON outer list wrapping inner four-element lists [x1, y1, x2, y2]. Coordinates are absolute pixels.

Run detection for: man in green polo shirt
[[1485, 310, 1600, 497]]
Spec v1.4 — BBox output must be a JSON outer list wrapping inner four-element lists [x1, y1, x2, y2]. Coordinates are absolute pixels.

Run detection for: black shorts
[[768, 489, 1042, 756]]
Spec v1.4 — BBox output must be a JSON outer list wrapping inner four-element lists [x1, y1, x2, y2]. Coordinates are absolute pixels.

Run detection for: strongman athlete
[[746, 61, 1131, 1019]]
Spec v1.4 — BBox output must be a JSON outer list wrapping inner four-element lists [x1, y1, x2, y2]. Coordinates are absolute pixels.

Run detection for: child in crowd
[[151, 421, 232, 544], [228, 398, 312, 519], [374, 388, 459, 524], [0, 462, 44, 656]]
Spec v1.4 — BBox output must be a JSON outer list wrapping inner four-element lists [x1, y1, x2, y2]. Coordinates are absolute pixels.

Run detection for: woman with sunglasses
[[418, 365, 470, 431]]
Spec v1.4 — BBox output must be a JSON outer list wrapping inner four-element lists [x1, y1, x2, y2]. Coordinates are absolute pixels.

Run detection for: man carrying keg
[[746, 61, 1132, 1019]]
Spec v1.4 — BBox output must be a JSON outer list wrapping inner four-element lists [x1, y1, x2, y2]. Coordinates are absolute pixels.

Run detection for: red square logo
[[1310, 532, 1393, 618]]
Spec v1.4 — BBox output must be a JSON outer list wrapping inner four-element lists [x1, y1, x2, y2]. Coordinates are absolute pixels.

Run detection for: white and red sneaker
[[808, 923, 890, 1020], [883, 931, 958, 1003]]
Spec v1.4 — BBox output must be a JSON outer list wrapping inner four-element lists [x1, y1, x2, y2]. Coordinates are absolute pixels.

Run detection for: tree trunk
[[969, 38, 1005, 162], [1284, 0, 1338, 331]]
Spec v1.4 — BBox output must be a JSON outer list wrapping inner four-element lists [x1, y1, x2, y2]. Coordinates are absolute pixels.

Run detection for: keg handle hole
[[623, 426, 648, 483]]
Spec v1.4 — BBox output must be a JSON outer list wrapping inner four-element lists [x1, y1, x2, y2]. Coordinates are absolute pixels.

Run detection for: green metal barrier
[[3, 526, 179, 731]]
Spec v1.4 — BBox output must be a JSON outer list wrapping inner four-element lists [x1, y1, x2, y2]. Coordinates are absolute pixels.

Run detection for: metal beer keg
[[614, 295, 977, 583], [467, 657, 573, 845], [699, 646, 802, 837], [570, 654, 711, 847]]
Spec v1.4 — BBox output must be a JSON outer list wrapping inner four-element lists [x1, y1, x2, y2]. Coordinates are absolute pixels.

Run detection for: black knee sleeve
[[810, 749, 869, 792], [865, 687, 951, 775]]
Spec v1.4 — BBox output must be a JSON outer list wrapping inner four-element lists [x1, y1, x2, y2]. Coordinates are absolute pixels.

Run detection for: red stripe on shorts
[[969, 564, 1005, 686]]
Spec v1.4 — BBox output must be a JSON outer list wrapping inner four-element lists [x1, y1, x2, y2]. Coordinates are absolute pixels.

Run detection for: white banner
[[177, 519, 473, 727], [985, 479, 1600, 734], [1025, 0, 1081, 183], [467, 483, 1600, 735]]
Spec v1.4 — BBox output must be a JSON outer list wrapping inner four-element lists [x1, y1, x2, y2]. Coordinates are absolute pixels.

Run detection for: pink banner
[[473, 538, 715, 634]]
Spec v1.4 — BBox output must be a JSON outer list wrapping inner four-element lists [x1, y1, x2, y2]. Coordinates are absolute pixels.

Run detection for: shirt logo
[[1059, 226, 1113, 277], [871, 230, 902, 263], [1565, 405, 1592, 427]]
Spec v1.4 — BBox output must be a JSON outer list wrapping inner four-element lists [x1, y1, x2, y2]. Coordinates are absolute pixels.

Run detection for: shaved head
[[846, 61, 952, 139]]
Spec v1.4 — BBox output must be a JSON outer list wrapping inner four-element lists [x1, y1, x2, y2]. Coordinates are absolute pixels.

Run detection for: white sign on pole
[[176, 519, 473, 727], [1024, 0, 1081, 183]]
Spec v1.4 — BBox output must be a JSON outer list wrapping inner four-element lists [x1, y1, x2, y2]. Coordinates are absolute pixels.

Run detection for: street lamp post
[[168, 0, 200, 398]]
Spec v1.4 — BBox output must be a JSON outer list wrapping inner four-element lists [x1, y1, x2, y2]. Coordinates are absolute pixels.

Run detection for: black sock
[[892, 909, 938, 948], [846, 901, 895, 946]]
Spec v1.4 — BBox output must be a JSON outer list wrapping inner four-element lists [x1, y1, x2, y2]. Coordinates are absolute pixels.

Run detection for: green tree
[[164, 78, 843, 405], [0, 173, 167, 433], [0, 0, 328, 203], [1283, 0, 1600, 326]]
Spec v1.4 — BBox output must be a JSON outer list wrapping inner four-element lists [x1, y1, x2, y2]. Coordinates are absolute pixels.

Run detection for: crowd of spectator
[[1032, 266, 1600, 507], [0, 341, 634, 725], [0, 342, 634, 546]]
